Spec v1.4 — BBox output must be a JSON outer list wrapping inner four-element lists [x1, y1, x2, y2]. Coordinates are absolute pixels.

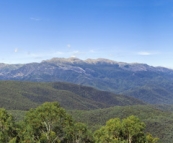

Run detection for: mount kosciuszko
[[1, 57, 173, 104]]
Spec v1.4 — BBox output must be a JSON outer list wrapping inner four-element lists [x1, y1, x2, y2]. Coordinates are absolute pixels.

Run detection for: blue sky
[[1, 0, 173, 68]]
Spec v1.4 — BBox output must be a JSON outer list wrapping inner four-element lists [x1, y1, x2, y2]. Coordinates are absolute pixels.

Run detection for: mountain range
[[1, 57, 173, 104]]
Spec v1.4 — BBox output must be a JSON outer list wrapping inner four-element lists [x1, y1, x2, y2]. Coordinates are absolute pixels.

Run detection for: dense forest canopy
[[0, 102, 158, 143]]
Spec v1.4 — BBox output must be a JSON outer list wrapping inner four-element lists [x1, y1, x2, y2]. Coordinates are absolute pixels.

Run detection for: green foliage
[[7, 103, 173, 143], [94, 118, 123, 143], [70, 122, 94, 143], [1, 103, 158, 143], [146, 133, 159, 143], [70, 105, 171, 143], [19, 102, 72, 142], [16, 102, 93, 143], [0, 108, 16, 142], [70, 105, 168, 129], [122, 116, 145, 143], [94, 116, 158, 143]]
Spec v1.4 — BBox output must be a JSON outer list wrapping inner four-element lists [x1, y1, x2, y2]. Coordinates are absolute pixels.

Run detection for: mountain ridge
[[1, 57, 173, 71], [43, 57, 173, 72]]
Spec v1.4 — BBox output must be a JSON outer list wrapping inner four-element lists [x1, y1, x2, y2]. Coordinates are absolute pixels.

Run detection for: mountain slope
[[1, 58, 173, 104], [122, 84, 173, 104], [70, 105, 173, 143], [0, 81, 143, 110]]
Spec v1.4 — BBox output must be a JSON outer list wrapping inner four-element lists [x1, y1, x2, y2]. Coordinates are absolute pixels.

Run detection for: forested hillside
[[0, 80, 173, 142], [1, 58, 173, 104], [0, 81, 172, 142], [1, 102, 158, 143], [70, 105, 173, 143], [0, 81, 143, 110]]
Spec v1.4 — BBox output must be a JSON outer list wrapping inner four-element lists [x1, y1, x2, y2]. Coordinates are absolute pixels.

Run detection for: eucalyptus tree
[[18, 102, 73, 142], [18, 102, 93, 143], [94, 115, 159, 143], [0, 108, 16, 143], [122, 115, 145, 143]]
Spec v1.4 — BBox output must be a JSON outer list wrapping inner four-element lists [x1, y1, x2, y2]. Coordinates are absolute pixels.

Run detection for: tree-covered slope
[[0, 81, 143, 110], [9, 104, 171, 143], [3, 103, 158, 143], [122, 84, 173, 104], [69, 105, 173, 143], [1, 58, 173, 104]]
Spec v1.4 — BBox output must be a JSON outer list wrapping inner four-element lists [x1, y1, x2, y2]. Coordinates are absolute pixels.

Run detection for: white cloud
[[14, 48, 18, 53], [137, 51, 160, 56], [72, 50, 79, 54], [71, 50, 80, 58], [137, 52, 152, 56]]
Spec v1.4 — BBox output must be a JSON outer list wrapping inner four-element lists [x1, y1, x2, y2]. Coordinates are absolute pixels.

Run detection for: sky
[[1, 0, 173, 68]]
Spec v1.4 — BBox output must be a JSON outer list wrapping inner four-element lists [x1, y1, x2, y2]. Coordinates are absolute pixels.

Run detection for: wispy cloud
[[14, 48, 18, 53], [25, 51, 63, 60], [137, 52, 152, 56], [55, 51, 64, 55], [71, 50, 80, 57], [30, 17, 41, 21], [89, 50, 95, 53], [136, 51, 161, 56]]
